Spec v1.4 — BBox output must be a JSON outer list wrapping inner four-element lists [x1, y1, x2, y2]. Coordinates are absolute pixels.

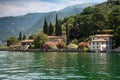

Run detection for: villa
[[44, 35, 66, 49], [88, 34, 113, 52], [20, 39, 34, 50]]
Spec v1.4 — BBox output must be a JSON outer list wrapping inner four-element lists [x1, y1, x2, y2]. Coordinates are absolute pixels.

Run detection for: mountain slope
[[27, 3, 96, 34], [0, 3, 96, 43]]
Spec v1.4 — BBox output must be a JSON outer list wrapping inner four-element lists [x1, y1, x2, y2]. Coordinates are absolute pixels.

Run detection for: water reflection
[[0, 51, 120, 80]]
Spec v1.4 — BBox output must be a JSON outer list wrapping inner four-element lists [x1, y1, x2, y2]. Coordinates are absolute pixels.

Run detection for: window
[[110, 42, 112, 45], [106, 47, 108, 49], [97, 42, 98, 45], [106, 42, 108, 45]]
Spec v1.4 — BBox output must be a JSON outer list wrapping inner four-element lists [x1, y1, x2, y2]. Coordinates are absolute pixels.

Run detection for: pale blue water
[[0, 51, 120, 80]]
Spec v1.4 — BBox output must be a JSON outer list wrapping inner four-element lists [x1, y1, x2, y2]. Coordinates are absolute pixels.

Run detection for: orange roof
[[79, 42, 88, 46], [48, 36, 62, 39], [21, 39, 34, 43], [57, 39, 63, 41], [44, 41, 58, 45]]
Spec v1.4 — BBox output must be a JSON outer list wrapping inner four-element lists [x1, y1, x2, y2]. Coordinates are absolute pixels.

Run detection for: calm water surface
[[0, 51, 120, 80]]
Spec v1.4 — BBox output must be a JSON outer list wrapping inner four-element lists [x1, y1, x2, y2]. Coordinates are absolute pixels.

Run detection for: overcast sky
[[0, 0, 107, 17]]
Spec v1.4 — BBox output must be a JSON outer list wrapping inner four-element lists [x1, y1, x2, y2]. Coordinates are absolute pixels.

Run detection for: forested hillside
[[59, 1, 120, 48]]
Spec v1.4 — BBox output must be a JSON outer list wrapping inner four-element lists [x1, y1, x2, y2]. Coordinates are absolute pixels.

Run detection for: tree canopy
[[43, 18, 49, 35], [33, 32, 48, 48], [7, 37, 19, 46]]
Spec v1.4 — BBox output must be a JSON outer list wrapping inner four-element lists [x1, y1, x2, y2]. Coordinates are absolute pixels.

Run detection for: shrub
[[67, 44, 78, 49], [57, 41, 66, 49]]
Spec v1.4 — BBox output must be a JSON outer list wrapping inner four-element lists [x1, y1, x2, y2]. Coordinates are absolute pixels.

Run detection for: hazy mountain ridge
[[27, 3, 96, 34], [0, 3, 96, 44]]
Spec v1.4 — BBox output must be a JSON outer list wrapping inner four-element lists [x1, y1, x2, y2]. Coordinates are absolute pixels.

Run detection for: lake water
[[0, 51, 120, 80]]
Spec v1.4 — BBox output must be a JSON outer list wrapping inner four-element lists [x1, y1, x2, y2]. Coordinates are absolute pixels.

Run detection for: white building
[[88, 34, 113, 52], [20, 39, 33, 50]]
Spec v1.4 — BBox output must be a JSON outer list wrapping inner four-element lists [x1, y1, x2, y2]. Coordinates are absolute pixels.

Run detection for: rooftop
[[21, 39, 34, 43], [92, 34, 113, 37], [92, 39, 108, 42], [48, 36, 62, 39], [79, 42, 88, 46], [9, 45, 21, 47], [44, 41, 58, 45]]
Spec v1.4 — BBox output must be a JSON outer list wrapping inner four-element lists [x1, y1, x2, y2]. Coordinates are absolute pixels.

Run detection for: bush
[[57, 41, 66, 49], [29, 44, 34, 49], [48, 44, 58, 49], [71, 39, 78, 44], [67, 44, 78, 49], [83, 46, 89, 52], [7, 37, 19, 46]]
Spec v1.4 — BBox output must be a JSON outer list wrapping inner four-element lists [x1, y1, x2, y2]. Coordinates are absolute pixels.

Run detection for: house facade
[[88, 34, 113, 51], [20, 39, 33, 50], [44, 35, 66, 49]]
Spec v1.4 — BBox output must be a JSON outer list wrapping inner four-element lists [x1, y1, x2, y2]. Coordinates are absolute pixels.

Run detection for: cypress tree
[[49, 22, 54, 35], [59, 21, 62, 36], [18, 32, 22, 41], [55, 14, 59, 36], [23, 35, 26, 40], [43, 18, 49, 35], [66, 23, 69, 45], [55, 14, 62, 36], [73, 20, 77, 27]]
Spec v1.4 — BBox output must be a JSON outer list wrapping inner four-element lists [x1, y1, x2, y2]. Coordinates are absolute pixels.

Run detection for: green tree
[[59, 20, 62, 36], [55, 14, 62, 36], [18, 32, 22, 41], [49, 22, 54, 35], [33, 32, 48, 48], [22, 35, 26, 40], [69, 27, 79, 39], [81, 6, 95, 15], [109, 6, 120, 31], [78, 15, 92, 38], [7, 37, 19, 46], [71, 39, 78, 44], [43, 18, 49, 35], [66, 23, 69, 45], [91, 9, 107, 34], [73, 20, 77, 27]]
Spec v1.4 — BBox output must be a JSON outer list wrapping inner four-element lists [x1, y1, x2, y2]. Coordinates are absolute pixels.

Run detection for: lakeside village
[[4, 0, 120, 52], [8, 33, 114, 52]]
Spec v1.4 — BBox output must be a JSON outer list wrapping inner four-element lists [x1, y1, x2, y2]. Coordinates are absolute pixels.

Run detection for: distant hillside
[[0, 3, 95, 42], [0, 13, 49, 41]]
